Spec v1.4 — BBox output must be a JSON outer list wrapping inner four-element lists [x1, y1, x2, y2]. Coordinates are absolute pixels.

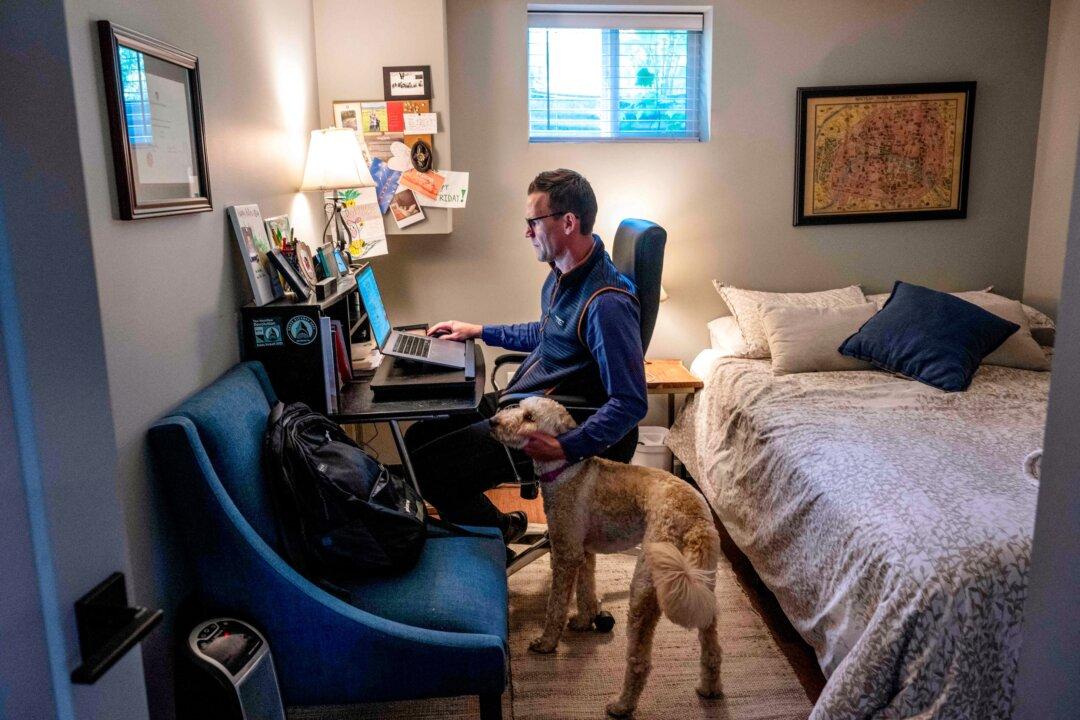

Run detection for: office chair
[[492, 218, 667, 575]]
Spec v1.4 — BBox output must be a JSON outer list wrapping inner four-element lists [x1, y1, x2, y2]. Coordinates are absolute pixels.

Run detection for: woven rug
[[290, 549, 814, 719]]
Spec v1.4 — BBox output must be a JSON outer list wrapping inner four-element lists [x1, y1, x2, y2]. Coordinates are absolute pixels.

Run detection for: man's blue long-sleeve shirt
[[482, 292, 648, 462]]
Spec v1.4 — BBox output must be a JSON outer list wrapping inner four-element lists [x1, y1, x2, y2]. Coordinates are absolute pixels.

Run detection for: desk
[[645, 359, 703, 426], [331, 344, 486, 491]]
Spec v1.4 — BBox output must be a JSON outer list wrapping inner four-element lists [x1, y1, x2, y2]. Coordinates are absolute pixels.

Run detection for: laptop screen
[[356, 266, 392, 348]]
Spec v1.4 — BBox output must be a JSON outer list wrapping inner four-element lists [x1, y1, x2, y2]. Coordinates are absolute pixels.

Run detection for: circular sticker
[[286, 315, 318, 345]]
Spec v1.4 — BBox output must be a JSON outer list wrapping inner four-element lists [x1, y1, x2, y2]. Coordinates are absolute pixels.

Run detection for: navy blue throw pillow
[[838, 281, 1020, 392]]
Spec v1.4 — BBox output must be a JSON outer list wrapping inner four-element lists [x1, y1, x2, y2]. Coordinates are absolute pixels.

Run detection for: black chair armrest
[[491, 353, 529, 393], [497, 392, 600, 414]]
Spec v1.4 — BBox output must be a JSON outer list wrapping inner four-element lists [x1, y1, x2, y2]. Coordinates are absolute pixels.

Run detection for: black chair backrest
[[611, 219, 667, 354]]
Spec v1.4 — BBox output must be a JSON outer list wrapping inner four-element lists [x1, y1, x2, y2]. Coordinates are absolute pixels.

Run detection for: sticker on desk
[[253, 318, 284, 347], [286, 315, 318, 346]]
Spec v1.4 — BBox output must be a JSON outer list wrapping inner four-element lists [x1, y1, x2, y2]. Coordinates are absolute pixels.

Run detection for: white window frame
[[527, 4, 713, 143]]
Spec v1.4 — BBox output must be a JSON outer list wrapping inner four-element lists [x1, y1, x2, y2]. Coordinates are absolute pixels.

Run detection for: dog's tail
[[645, 530, 718, 630]]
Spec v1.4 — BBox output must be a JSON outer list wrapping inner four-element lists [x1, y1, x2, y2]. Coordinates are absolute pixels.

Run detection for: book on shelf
[[330, 319, 353, 384], [319, 316, 337, 413]]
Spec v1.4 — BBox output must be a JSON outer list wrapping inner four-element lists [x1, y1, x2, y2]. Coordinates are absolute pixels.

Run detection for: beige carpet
[[290, 549, 814, 720]]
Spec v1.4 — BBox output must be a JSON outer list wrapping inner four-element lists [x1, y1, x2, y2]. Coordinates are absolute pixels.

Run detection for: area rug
[[289, 549, 815, 719]]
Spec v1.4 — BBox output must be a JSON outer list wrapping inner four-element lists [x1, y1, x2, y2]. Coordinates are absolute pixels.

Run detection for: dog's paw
[[528, 636, 558, 654], [568, 613, 594, 631], [695, 683, 724, 699], [605, 699, 635, 717]]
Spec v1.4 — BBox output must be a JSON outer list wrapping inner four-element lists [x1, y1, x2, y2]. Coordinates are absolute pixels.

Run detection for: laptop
[[355, 265, 469, 370]]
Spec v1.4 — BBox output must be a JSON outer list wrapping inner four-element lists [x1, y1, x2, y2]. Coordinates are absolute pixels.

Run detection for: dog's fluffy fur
[[491, 397, 723, 717]]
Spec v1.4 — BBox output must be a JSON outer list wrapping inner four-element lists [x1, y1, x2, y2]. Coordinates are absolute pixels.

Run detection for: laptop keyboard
[[393, 333, 432, 358]]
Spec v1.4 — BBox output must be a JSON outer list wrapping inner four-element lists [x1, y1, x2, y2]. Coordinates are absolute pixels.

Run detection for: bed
[[667, 351, 1048, 719]]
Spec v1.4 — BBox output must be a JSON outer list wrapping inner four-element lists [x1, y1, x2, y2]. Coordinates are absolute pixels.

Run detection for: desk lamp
[[299, 128, 375, 254]]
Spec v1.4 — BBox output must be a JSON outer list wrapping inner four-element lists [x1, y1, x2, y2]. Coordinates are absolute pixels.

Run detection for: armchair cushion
[[340, 526, 508, 639]]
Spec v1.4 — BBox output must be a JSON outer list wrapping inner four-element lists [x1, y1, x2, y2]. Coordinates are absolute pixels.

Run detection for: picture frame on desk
[[316, 242, 341, 280], [268, 249, 310, 301], [331, 248, 350, 276], [295, 242, 318, 286], [227, 204, 284, 306]]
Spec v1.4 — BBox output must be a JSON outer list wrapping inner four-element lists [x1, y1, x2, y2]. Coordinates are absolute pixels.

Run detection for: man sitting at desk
[[405, 169, 648, 550]]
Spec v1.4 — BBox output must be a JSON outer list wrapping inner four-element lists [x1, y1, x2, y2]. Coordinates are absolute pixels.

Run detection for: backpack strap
[[425, 515, 502, 540]]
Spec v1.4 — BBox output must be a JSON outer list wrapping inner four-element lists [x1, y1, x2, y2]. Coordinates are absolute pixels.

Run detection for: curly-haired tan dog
[[491, 397, 723, 717]]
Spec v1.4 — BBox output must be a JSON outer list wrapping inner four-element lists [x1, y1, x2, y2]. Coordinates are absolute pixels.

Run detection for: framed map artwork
[[794, 82, 976, 226]]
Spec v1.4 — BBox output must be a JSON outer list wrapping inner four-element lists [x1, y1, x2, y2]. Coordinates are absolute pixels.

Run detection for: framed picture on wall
[[794, 81, 976, 226], [382, 65, 432, 100], [98, 21, 212, 220], [332, 101, 365, 132]]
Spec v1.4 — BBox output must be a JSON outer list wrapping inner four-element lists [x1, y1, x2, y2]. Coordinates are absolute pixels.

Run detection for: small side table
[[645, 359, 703, 426]]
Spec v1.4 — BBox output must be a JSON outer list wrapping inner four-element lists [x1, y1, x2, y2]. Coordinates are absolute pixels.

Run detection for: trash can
[[631, 426, 672, 472], [178, 618, 286, 720]]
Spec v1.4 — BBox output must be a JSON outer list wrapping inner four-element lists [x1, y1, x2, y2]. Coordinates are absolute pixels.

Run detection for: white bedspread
[[667, 354, 1048, 719]]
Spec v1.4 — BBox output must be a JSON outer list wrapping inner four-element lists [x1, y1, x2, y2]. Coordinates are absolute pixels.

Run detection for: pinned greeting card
[[399, 168, 445, 201], [415, 170, 469, 208]]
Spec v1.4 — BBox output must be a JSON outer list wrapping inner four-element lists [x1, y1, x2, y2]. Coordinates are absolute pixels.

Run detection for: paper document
[[337, 187, 388, 260], [403, 113, 438, 134], [416, 170, 469, 208]]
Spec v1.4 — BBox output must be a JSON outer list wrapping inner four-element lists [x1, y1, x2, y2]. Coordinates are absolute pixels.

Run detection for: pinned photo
[[390, 188, 425, 228]]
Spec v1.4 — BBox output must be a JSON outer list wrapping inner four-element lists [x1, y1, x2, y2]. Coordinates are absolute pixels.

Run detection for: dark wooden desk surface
[[331, 344, 486, 423]]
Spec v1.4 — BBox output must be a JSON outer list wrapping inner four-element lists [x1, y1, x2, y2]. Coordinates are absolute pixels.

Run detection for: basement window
[[527, 8, 709, 142]]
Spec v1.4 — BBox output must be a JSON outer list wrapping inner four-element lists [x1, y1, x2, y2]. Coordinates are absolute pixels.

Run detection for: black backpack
[[264, 402, 479, 580]]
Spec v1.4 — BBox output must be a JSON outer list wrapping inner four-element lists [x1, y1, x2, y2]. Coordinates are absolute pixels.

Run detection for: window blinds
[[527, 11, 706, 141]]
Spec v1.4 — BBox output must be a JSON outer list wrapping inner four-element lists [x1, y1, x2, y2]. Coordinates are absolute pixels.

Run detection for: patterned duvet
[[666, 355, 1048, 719]]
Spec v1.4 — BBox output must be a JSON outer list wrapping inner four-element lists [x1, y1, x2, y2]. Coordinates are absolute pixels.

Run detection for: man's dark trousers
[[404, 393, 638, 534]]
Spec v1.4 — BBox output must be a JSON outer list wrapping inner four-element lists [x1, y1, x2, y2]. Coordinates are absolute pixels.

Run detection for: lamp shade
[[299, 128, 374, 190]]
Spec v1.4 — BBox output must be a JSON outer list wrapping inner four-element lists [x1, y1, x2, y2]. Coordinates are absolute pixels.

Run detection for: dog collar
[[538, 463, 571, 484]]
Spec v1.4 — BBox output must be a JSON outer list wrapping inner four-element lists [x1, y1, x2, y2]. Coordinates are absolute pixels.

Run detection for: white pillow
[[711, 281, 866, 358], [760, 303, 877, 375], [867, 285, 994, 310], [706, 316, 750, 356], [953, 293, 1051, 370]]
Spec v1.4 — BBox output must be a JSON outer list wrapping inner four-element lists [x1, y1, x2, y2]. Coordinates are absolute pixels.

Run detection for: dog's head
[[490, 397, 577, 448]]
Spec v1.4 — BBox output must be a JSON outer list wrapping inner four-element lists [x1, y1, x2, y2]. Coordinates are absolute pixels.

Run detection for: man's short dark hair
[[528, 169, 598, 236]]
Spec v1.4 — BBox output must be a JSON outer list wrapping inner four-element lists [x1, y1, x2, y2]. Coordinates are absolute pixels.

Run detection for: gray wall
[[1023, 0, 1079, 318], [371, 0, 1049, 366], [2, 0, 150, 716], [313, 0, 454, 235], [61, 0, 323, 716]]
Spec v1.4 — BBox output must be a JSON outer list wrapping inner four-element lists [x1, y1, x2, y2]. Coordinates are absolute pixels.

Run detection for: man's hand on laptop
[[428, 321, 482, 341]]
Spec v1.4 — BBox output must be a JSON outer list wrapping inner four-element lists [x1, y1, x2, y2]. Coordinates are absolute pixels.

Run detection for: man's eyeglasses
[[526, 210, 573, 230]]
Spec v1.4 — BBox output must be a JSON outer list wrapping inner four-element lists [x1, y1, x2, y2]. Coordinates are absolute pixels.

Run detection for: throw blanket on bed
[[667, 358, 1048, 719]]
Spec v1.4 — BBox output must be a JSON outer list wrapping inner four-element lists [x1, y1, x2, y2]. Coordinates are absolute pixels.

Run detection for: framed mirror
[[98, 21, 212, 220]]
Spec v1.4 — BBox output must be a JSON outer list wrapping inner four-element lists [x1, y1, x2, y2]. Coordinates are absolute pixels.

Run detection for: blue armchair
[[149, 361, 508, 718]]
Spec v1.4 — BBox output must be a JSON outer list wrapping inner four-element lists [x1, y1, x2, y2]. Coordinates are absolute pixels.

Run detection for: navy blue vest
[[505, 237, 637, 401]]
